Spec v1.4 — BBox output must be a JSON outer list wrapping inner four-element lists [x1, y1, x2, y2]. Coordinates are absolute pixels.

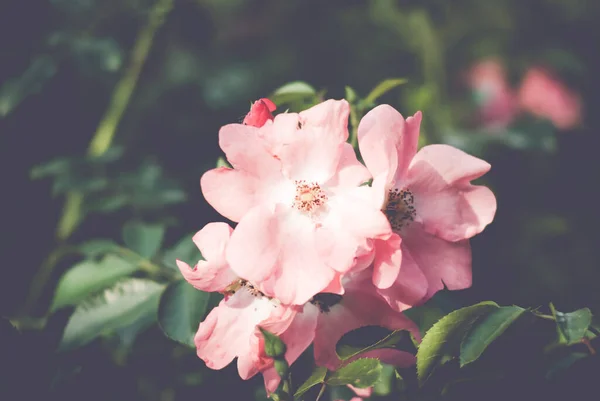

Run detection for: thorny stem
[[20, 0, 174, 318]]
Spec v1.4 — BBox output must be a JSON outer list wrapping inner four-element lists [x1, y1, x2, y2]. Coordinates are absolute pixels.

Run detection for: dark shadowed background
[[1, 0, 600, 400]]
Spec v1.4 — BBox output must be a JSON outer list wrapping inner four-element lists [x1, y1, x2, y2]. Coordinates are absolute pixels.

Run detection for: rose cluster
[[176, 98, 497, 393]]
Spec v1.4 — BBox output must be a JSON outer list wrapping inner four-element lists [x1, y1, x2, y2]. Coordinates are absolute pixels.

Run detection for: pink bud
[[242, 98, 277, 127]]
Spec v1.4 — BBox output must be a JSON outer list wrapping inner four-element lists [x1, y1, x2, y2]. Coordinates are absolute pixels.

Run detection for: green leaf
[[78, 239, 121, 258], [157, 280, 211, 347], [51, 254, 139, 312], [459, 306, 526, 367], [122, 221, 165, 259], [364, 78, 408, 105], [336, 326, 415, 361], [294, 366, 327, 398], [344, 86, 358, 103], [161, 233, 202, 270], [270, 81, 317, 106], [272, 81, 316, 96], [30, 157, 71, 179], [59, 278, 165, 351], [327, 358, 383, 388], [259, 327, 286, 358], [373, 364, 396, 396], [216, 156, 231, 168], [0, 55, 57, 118], [550, 304, 593, 344], [416, 301, 498, 385]]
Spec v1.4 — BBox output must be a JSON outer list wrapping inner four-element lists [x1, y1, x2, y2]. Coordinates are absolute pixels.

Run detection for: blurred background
[[1, 0, 600, 400]]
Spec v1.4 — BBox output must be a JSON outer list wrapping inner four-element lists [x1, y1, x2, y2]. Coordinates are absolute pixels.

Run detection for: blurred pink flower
[[201, 99, 392, 305], [242, 97, 276, 127], [466, 58, 517, 130], [518, 67, 582, 130], [357, 106, 497, 307]]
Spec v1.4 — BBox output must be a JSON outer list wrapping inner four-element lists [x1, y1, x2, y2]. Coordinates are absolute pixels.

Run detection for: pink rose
[[518, 67, 582, 130], [176, 223, 306, 391], [357, 105, 497, 307], [466, 58, 517, 130], [243, 98, 276, 127], [201, 99, 392, 305]]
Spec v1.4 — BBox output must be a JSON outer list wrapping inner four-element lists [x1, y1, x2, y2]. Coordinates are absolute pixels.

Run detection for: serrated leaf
[[460, 306, 526, 367], [158, 280, 211, 347], [327, 358, 383, 388], [294, 366, 327, 398], [161, 233, 202, 270], [550, 304, 593, 344], [122, 221, 165, 259], [416, 301, 498, 385], [364, 78, 408, 105], [51, 254, 139, 312], [59, 278, 165, 351], [336, 326, 415, 361]]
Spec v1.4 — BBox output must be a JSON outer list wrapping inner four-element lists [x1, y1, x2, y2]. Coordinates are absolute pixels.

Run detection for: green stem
[[21, 0, 174, 318], [349, 105, 360, 149], [315, 383, 326, 401]]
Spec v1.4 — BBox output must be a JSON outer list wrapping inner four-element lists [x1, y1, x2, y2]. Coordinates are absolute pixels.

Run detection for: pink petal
[[277, 122, 344, 184], [262, 367, 281, 395], [200, 168, 267, 223], [298, 99, 351, 142], [403, 224, 472, 302], [324, 143, 372, 189], [348, 385, 373, 398], [376, 247, 429, 312], [313, 284, 419, 370], [358, 105, 422, 185], [226, 205, 336, 305], [371, 235, 402, 289], [408, 144, 497, 242], [243, 98, 276, 127], [278, 304, 319, 365], [219, 123, 282, 179], [195, 291, 272, 371], [191, 222, 233, 263], [324, 187, 393, 262], [176, 223, 237, 292]]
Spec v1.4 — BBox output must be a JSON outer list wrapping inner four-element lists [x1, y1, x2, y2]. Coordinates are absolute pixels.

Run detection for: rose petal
[[226, 205, 336, 305], [407, 144, 497, 242], [403, 224, 472, 302]]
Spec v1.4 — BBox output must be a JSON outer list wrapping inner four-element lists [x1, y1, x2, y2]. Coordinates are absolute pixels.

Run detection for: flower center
[[384, 188, 417, 232], [224, 279, 266, 298], [293, 180, 327, 214]]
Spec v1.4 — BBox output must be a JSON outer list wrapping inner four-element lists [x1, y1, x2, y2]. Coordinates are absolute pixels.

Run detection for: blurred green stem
[[21, 0, 174, 318], [349, 105, 360, 149], [58, 0, 174, 239]]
